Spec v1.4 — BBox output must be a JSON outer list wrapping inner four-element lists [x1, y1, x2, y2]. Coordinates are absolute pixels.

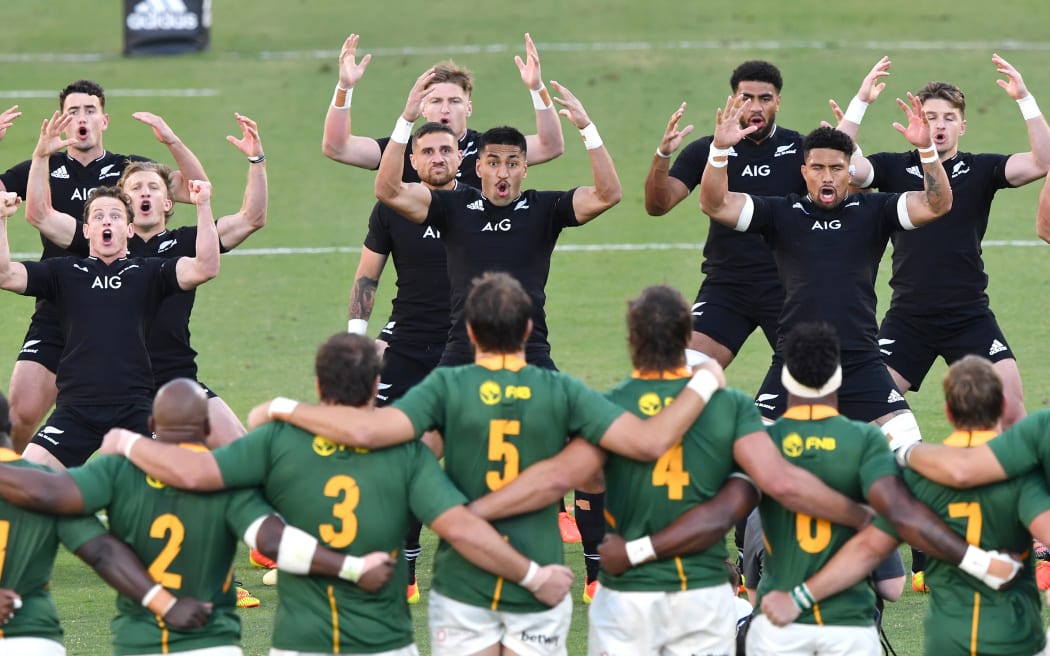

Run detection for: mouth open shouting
[[101, 228, 114, 246], [817, 185, 837, 205]]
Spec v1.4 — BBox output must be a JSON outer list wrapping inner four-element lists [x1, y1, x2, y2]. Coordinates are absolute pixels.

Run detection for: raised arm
[[0, 193, 28, 293], [900, 442, 1006, 488], [551, 81, 622, 224], [174, 180, 220, 290], [373, 70, 437, 223], [992, 54, 1050, 185], [469, 438, 605, 521], [0, 462, 85, 513], [834, 56, 891, 187], [253, 399, 417, 449], [132, 112, 207, 203], [24, 112, 79, 247], [321, 34, 382, 168], [215, 114, 268, 249], [895, 93, 953, 225], [517, 33, 564, 164], [698, 96, 758, 227], [643, 102, 694, 215], [100, 428, 225, 490]]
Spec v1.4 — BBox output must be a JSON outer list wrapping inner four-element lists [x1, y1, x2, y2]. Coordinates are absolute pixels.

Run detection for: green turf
[[4, 0, 1050, 653]]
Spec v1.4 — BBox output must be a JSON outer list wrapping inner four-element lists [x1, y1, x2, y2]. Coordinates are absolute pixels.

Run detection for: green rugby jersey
[[395, 355, 623, 612], [875, 430, 1049, 656], [756, 405, 898, 627], [988, 409, 1050, 481], [69, 450, 274, 655], [213, 421, 466, 653], [0, 451, 106, 644], [600, 375, 764, 592]]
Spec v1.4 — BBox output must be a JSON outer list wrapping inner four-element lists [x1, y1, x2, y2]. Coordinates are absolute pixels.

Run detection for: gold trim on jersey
[[476, 355, 527, 372], [969, 591, 981, 656], [673, 556, 687, 591], [0, 448, 20, 462], [327, 584, 340, 652], [943, 430, 998, 448], [603, 509, 616, 529], [177, 442, 211, 453], [631, 367, 691, 380], [812, 602, 824, 626], [490, 576, 504, 611], [156, 615, 169, 653], [782, 405, 839, 421]]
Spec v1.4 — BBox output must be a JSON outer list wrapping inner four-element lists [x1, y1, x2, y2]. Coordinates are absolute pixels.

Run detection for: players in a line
[[0, 80, 206, 452], [837, 54, 1050, 430], [0, 136, 219, 468], [645, 60, 804, 369]]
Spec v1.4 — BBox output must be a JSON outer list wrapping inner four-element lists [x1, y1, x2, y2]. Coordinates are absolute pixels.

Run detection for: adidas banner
[[124, 0, 210, 56]]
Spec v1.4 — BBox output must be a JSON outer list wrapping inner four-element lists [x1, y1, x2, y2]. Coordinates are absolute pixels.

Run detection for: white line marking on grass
[[0, 89, 218, 99]]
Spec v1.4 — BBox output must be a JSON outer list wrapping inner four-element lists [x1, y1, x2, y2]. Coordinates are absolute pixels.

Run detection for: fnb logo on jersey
[[781, 432, 836, 457], [127, 0, 201, 31], [479, 381, 531, 405], [638, 392, 666, 417]]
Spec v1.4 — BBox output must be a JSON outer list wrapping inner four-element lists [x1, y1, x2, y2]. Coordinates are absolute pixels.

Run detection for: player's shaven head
[[943, 355, 1003, 430], [917, 81, 966, 117], [315, 333, 382, 407], [119, 161, 177, 220], [466, 272, 532, 353], [731, 60, 783, 93], [151, 378, 209, 443], [60, 79, 106, 110], [83, 186, 134, 224], [802, 127, 854, 161], [427, 61, 474, 97], [783, 322, 841, 389], [479, 126, 527, 157], [627, 285, 691, 372], [413, 122, 458, 145]]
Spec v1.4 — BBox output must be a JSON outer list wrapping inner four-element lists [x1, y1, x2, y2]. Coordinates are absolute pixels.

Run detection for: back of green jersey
[[602, 382, 762, 592], [757, 406, 897, 627], [396, 360, 622, 612]]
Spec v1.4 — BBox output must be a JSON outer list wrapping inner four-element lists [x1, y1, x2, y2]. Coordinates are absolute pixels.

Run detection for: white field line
[[0, 89, 218, 99]]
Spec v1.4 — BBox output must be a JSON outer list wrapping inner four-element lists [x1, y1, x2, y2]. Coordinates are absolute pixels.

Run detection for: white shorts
[[135, 647, 242, 656], [270, 647, 417, 656], [428, 589, 571, 656], [0, 637, 66, 655], [588, 582, 737, 656], [746, 614, 879, 656]]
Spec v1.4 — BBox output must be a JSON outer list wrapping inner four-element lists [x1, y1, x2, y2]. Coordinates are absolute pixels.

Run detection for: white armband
[[391, 116, 414, 145], [332, 85, 353, 109], [519, 560, 541, 591], [843, 96, 869, 124], [625, 536, 657, 566], [347, 319, 368, 335], [708, 145, 731, 168], [579, 123, 603, 150], [269, 397, 299, 420], [735, 194, 755, 232], [339, 555, 366, 582], [530, 85, 552, 110], [275, 525, 319, 575], [686, 369, 720, 403], [1018, 94, 1042, 121], [124, 433, 143, 460], [896, 192, 916, 230], [242, 515, 268, 550]]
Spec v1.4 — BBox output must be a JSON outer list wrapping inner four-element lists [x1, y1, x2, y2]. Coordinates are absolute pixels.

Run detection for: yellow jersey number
[[148, 514, 185, 589], [947, 501, 983, 545], [319, 475, 361, 548], [486, 419, 521, 491], [652, 444, 689, 500], [795, 513, 832, 554]]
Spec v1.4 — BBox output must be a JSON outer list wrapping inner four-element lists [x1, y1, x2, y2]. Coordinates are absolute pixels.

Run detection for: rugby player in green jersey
[[101, 332, 576, 656], [765, 355, 1050, 655], [0, 388, 213, 655], [0, 379, 394, 656]]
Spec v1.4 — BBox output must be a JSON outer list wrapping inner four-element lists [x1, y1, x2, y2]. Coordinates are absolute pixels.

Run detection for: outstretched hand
[[515, 33, 543, 92], [226, 113, 263, 158], [713, 96, 757, 148], [993, 53, 1029, 100], [855, 56, 891, 104], [337, 34, 372, 89], [657, 103, 694, 156], [550, 80, 592, 129], [892, 92, 932, 148], [402, 68, 436, 123], [133, 112, 180, 146], [0, 105, 22, 142], [35, 111, 77, 158]]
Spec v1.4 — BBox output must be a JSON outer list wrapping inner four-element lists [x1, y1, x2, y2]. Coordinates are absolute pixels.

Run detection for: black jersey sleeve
[[362, 201, 391, 255], [668, 137, 712, 192]]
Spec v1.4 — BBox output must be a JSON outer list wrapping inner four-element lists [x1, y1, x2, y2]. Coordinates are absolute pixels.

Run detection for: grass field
[[4, 0, 1050, 653]]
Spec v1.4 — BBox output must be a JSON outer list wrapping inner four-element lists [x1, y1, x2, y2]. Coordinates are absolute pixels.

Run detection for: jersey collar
[[782, 404, 839, 420], [942, 429, 997, 447], [476, 355, 527, 372], [631, 367, 691, 380], [0, 448, 20, 462]]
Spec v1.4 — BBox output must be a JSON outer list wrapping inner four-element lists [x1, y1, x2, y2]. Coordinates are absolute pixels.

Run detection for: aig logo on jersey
[[92, 275, 123, 289], [741, 164, 771, 177], [482, 218, 512, 232]]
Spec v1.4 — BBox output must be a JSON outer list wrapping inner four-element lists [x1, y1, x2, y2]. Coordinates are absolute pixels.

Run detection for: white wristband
[[844, 96, 869, 124], [391, 116, 414, 145], [686, 369, 720, 403], [1018, 94, 1042, 121], [708, 145, 731, 168], [269, 397, 299, 420], [655, 147, 672, 159], [347, 319, 368, 335], [918, 141, 938, 164], [958, 544, 991, 580], [140, 584, 162, 609], [530, 85, 552, 110], [518, 560, 540, 591], [625, 536, 657, 566], [124, 433, 143, 460], [579, 123, 603, 150], [339, 555, 365, 582], [332, 85, 353, 109]]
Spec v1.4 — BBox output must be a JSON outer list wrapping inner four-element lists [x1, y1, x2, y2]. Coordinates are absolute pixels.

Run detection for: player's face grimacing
[[61, 92, 108, 154], [735, 80, 780, 143], [121, 171, 172, 233], [421, 82, 472, 139], [410, 132, 462, 188], [477, 145, 527, 206], [922, 98, 966, 158], [83, 197, 133, 259], [802, 148, 851, 209]]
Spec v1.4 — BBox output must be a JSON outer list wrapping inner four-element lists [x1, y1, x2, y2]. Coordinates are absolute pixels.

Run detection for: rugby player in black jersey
[[0, 80, 206, 453]]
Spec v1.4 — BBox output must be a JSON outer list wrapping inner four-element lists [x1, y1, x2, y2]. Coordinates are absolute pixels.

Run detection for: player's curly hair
[[466, 272, 532, 353], [802, 126, 854, 160], [917, 81, 966, 117], [943, 355, 1002, 430], [783, 322, 840, 389], [60, 79, 106, 110], [731, 61, 783, 93], [627, 285, 690, 372], [315, 333, 382, 407], [479, 127, 527, 157], [118, 161, 176, 221], [427, 61, 474, 97], [84, 186, 134, 224]]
